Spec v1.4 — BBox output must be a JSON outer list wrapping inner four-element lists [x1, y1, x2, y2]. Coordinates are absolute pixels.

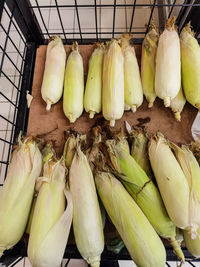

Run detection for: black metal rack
[[0, 0, 200, 266]]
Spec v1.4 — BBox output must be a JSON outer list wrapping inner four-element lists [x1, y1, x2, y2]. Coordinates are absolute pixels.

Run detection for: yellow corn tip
[[141, 24, 159, 108], [41, 36, 66, 111], [84, 43, 104, 119], [63, 42, 84, 123], [180, 23, 200, 110], [95, 171, 166, 267], [102, 39, 124, 127], [121, 35, 143, 112], [0, 136, 42, 257], [63, 134, 77, 168], [69, 145, 104, 267]]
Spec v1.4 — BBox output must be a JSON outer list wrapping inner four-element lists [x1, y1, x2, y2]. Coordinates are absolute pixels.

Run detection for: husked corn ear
[[155, 17, 181, 107], [63, 42, 84, 123], [0, 135, 42, 257], [106, 139, 184, 261], [121, 34, 143, 112], [148, 133, 190, 231], [84, 43, 104, 118], [130, 128, 153, 178], [28, 157, 73, 267], [41, 36, 66, 111], [102, 40, 124, 127], [95, 171, 166, 267], [184, 230, 200, 257], [170, 86, 186, 121], [180, 23, 200, 110], [69, 146, 104, 267], [171, 144, 200, 238], [141, 25, 159, 108]]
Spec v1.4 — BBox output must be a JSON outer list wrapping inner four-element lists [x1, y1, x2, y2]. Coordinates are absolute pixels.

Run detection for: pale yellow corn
[[155, 17, 181, 107], [0, 135, 42, 257], [171, 144, 200, 238], [180, 23, 200, 110], [170, 86, 186, 121], [84, 43, 104, 118], [121, 34, 143, 112], [63, 42, 84, 123], [106, 139, 184, 261], [102, 40, 124, 127], [141, 25, 159, 108], [95, 171, 166, 267], [148, 133, 190, 231], [28, 157, 73, 267], [41, 36, 66, 111], [69, 146, 104, 267]]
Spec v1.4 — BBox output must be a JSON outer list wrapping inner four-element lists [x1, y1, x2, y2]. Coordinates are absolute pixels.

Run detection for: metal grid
[[1, 0, 200, 266]]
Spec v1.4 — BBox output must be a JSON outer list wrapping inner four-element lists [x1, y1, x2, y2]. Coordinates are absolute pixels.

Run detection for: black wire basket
[[1, 0, 200, 266]]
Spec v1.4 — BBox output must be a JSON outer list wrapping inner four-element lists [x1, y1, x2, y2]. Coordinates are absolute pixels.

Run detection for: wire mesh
[[1, 0, 200, 266]]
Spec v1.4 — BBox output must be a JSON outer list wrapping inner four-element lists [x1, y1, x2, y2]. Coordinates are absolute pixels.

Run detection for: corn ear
[[141, 24, 159, 107], [106, 139, 184, 261], [0, 135, 42, 257], [102, 40, 124, 127], [69, 146, 104, 267], [41, 36, 66, 111], [63, 42, 84, 123], [170, 86, 186, 121], [28, 157, 73, 267], [121, 34, 143, 112], [130, 128, 153, 178], [180, 23, 200, 110], [155, 17, 181, 107], [184, 230, 200, 257], [148, 133, 190, 231], [26, 142, 56, 235], [84, 43, 104, 118], [170, 144, 200, 238], [95, 171, 166, 267]]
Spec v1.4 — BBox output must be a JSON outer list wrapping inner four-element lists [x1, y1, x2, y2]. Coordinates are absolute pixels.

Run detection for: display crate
[[1, 0, 200, 266]]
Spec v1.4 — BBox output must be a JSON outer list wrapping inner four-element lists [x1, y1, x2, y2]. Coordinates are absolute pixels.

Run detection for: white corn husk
[[63, 42, 84, 123], [155, 17, 181, 107], [171, 144, 200, 238], [149, 133, 193, 234], [84, 43, 104, 119], [102, 40, 124, 127], [170, 86, 186, 121], [28, 158, 73, 267], [95, 171, 166, 267], [69, 146, 104, 267], [141, 24, 159, 108], [0, 135, 42, 257], [41, 36, 66, 111], [121, 34, 143, 112], [180, 23, 200, 110]]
